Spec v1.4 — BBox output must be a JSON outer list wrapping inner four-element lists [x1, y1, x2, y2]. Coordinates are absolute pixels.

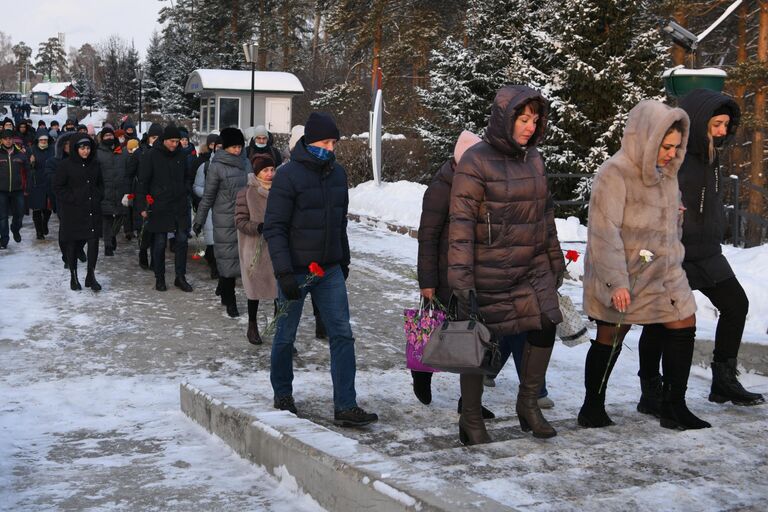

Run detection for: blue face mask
[[306, 144, 333, 161]]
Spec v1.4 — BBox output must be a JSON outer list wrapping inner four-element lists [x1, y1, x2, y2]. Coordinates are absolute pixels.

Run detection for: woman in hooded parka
[[448, 85, 565, 445], [53, 134, 104, 291], [581, 100, 709, 431], [193, 127, 249, 317], [634, 90, 763, 411]]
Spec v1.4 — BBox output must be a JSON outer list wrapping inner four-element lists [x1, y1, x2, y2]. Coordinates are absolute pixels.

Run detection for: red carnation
[[146, 194, 155, 205], [127, 193, 135, 200], [565, 250, 580, 263], [308, 262, 325, 277]]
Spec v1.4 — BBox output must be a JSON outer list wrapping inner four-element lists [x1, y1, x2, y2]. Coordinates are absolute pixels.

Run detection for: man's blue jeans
[[271, 264, 357, 411], [0, 190, 24, 245], [151, 227, 188, 277], [498, 333, 549, 398]]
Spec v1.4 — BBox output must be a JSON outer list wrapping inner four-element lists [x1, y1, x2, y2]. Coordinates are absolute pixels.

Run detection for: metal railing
[[725, 175, 768, 246], [548, 172, 768, 247]]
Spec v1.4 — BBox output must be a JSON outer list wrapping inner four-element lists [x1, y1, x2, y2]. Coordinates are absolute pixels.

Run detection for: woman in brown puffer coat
[[581, 99, 709, 431], [236, 153, 278, 345], [448, 85, 565, 444]]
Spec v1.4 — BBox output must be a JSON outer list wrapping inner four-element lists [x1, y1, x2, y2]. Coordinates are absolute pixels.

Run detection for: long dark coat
[[678, 89, 740, 290], [136, 142, 193, 233], [53, 134, 104, 242], [28, 143, 54, 210], [447, 86, 565, 335], [96, 142, 129, 216]]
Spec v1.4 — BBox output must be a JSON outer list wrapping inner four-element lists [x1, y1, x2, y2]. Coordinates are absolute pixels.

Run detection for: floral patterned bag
[[404, 298, 445, 373], [556, 293, 590, 347]]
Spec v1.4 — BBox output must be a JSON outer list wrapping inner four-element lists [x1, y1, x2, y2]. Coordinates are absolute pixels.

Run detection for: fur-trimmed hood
[[620, 100, 690, 186]]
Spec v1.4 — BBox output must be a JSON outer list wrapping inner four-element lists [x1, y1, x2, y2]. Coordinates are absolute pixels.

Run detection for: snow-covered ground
[[348, 180, 768, 345]]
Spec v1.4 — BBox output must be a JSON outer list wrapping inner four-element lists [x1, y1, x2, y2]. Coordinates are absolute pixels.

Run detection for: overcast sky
[[5, 0, 166, 60]]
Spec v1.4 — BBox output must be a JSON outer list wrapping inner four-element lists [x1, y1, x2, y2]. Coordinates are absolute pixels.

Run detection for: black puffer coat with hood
[[678, 89, 740, 290]]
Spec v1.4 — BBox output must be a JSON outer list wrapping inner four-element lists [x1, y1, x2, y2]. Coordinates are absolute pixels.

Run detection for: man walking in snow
[[0, 129, 28, 248], [264, 112, 378, 428]]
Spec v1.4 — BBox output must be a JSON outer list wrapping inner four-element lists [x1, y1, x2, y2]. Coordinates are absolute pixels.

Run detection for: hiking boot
[[710, 359, 765, 406], [334, 406, 378, 428], [274, 395, 297, 415]]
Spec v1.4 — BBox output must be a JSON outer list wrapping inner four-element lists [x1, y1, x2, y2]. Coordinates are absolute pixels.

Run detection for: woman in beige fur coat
[[581, 100, 710, 431], [235, 153, 278, 345]]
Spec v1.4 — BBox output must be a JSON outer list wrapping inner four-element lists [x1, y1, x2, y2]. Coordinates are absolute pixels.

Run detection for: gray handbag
[[421, 291, 502, 375]]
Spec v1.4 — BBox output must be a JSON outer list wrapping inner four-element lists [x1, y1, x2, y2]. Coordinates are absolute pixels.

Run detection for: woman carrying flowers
[[581, 100, 709, 431], [235, 153, 278, 345]]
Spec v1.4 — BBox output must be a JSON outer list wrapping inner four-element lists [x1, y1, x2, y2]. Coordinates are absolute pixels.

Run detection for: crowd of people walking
[[0, 84, 763, 438]]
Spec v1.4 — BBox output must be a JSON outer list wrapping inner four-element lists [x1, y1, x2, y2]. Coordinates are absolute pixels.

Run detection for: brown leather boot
[[516, 342, 557, 438], [458, 374, 491, 446]]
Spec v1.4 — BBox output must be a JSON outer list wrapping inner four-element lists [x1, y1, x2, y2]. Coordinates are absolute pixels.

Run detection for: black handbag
[[421, 291, 502, 375]]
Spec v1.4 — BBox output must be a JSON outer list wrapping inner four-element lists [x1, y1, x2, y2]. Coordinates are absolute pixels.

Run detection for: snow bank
[[348, 132, 406, 140], [348, 180, 426, 229]]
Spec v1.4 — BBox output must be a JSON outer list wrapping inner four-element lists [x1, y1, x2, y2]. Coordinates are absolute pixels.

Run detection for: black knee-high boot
[[637, 323, 664, 417], [660, 326, 711, 430], [578, 340, 622, 428], [459, 374, 491, 445], [67, 242, 81, 290], [42, 209, 51, 235], [247, 299, 261, 345], [84, 238, 101, 291]]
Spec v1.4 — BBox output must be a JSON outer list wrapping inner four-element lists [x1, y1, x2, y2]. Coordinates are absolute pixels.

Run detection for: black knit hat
[[304, 112, 340, 144], [147, 123, 163, 137], [250, 153, 275, 174], [0, 129, 13, 138], [100, 127, 115, 138], [163, 125, 182, 140], [713, 104, 733, 118], [220, 127, 245, 149]]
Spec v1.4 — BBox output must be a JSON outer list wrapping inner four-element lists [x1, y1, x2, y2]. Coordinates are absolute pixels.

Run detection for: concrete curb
[[180, 382, 515, 512], [348, 213, 419, 239]]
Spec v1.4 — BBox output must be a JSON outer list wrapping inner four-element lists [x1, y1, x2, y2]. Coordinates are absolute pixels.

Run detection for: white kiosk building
[[185, 69, 304, 136]]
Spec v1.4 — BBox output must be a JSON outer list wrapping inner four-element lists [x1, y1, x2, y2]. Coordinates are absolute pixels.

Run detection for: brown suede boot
[[516, 342, 557, 438], [458, 374, 491, 446]]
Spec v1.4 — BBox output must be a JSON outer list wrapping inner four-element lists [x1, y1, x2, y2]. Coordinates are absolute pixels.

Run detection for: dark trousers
[[0, 190, 24, 244], [67, 238, 98, 272], [102, 214, 123, 250], [219, 276, 237, 305], [698, 277, 749, 362], [151, 229, 188, 278]]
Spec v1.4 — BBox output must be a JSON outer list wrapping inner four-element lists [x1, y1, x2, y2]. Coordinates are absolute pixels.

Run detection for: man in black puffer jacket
[[264, 112, 377, 428]]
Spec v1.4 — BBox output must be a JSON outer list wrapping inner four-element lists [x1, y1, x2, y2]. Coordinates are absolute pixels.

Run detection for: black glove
[[193, 223, 202, 236], [257, 222, 264, 234], [277, 273, 301, 300], [341, 264, 349, 280]]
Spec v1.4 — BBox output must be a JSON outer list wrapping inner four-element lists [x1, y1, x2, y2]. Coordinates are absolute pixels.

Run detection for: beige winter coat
[[583, 100, 697, 325], [235, 174, 278, 301]]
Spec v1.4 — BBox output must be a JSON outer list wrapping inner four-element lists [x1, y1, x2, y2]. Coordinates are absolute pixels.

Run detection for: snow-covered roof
[[31, 82, 74, 96], [185, 69, 304, 95], [661, 66, 727, 78]]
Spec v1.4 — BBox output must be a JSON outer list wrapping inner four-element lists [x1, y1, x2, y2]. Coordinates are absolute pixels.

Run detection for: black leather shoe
[[155, 276, 167, 291], [174, 275, 193, 292], [334, 407, 378, 428], [12, 231, 21, 243], [274, 395, 297, 414], [78, 248, 87, 262], [85, 271, 102, 291], [105, 247, 114, 256]]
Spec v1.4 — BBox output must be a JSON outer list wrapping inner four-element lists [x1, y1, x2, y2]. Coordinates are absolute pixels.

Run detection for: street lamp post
[[242, 42, 257, 128], [137, 65, 144, 135]]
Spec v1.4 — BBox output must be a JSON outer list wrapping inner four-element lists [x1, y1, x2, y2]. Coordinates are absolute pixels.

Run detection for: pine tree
[[36, 37, 67, 81], [122, 44, 140, 113], [143, 32, 163, 112], [543, 0, 669, 199]]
